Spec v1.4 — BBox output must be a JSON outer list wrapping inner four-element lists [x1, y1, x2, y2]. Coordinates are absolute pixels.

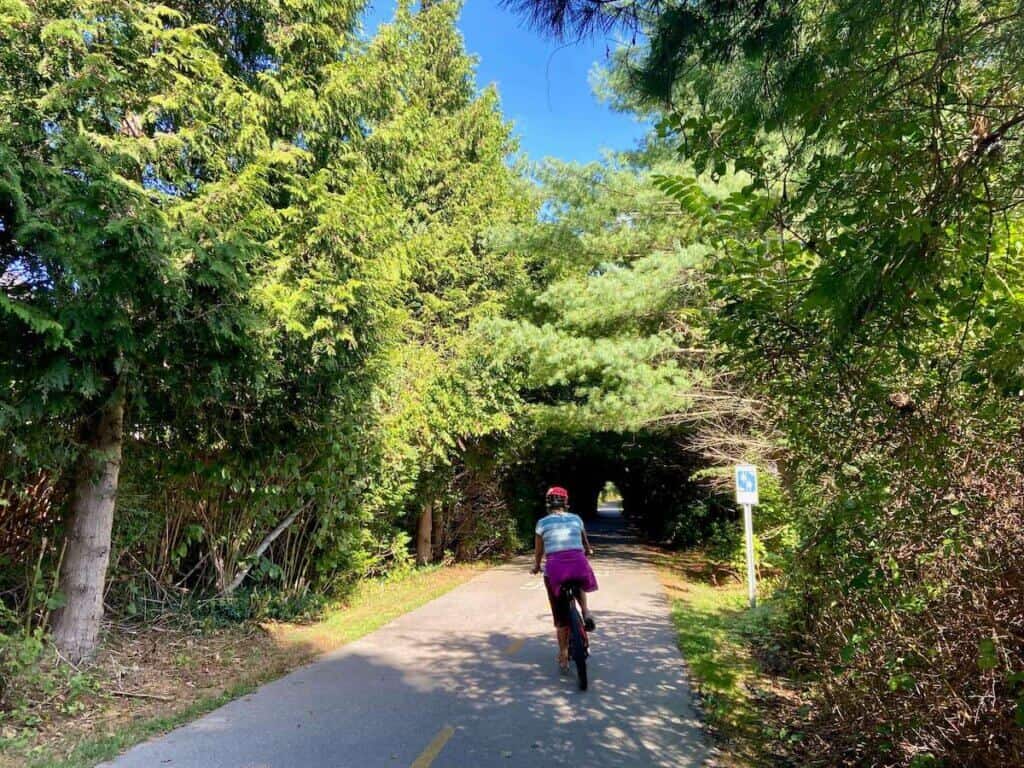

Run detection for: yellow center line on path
[[504, 637, 525, 655], [410, 725, 455, 768]]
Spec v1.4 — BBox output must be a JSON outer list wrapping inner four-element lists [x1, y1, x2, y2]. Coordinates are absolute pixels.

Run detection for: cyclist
[[530, 486, 598, 672]]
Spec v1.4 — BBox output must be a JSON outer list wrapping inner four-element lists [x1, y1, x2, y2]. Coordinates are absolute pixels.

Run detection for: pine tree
[[487, 151, 708, 432]]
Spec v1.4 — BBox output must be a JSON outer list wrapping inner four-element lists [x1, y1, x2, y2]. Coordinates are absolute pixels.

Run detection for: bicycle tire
[[574, 652, 588, 690], [569, 606, 589, 691]]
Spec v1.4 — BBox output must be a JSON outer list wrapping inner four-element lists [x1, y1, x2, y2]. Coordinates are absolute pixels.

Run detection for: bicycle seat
[[559, 580, 584, 595]]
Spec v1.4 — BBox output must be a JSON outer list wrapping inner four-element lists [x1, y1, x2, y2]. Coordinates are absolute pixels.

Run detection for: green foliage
[[0, 0, 532, 656], [5, 1, 1018, 764], [486, 151, 710, 432], [507, 1, 1024, 761], [0, 619, 99, 734], [650, 1, 1024, 342], [190, 588, 330, 627], [626, 2, 1024, 763], [659, 552, 795, 764], [0, 626, 45, 711], [480, 149, 744, 539], [0, 2, 280, 461]]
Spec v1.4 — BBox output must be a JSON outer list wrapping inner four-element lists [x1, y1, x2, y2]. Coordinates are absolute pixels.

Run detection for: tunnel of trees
[[2, 0, 1023, 765], [504, 429, 712, 541]]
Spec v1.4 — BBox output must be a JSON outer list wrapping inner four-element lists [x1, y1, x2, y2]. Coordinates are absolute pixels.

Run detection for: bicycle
[[558, 579, 590, 691]]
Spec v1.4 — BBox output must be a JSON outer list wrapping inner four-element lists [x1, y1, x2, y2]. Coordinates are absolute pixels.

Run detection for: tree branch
[[221, 507, 305, 596]]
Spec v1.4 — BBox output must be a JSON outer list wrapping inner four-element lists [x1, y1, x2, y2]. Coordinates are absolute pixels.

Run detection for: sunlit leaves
[[488, 152, 710, 433]]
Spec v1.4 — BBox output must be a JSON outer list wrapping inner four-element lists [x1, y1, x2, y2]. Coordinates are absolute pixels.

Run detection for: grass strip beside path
[[653, 549, 801, 768]]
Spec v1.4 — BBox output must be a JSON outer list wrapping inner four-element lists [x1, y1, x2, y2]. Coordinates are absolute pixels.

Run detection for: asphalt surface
[[101, 508, 710, 768]]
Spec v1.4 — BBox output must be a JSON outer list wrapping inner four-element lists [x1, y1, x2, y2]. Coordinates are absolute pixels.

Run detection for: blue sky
[[362, 0, 648, 164]]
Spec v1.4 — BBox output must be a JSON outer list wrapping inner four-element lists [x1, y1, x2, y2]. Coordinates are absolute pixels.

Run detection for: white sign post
[[734, 464, 759, 608]]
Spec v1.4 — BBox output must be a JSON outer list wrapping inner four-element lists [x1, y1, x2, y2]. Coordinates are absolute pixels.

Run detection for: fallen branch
[[105, 689, 175, 702], [221, 507, 305, 596]]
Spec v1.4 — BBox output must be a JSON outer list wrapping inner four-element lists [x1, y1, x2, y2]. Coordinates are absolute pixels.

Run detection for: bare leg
[[557, 627, 569, 666], [577, 592, 595, 629]]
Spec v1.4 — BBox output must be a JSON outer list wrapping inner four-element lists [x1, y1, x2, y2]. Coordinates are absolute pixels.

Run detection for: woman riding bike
[[530, 486, 598, 673]]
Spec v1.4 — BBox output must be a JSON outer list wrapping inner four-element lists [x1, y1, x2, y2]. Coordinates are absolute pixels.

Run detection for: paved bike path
[[101, 520, 710, 767]]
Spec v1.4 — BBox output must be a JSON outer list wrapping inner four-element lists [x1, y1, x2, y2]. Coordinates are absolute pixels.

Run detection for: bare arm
[[582, 528, 594, 556], [531, 534, 544, 574]]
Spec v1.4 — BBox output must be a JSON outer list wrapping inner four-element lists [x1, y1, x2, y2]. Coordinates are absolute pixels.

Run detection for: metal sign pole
[[743, 503, 756, 608]]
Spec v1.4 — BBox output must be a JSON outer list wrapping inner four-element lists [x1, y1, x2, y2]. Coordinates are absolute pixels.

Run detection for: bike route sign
[[735, 464, 759, 506]]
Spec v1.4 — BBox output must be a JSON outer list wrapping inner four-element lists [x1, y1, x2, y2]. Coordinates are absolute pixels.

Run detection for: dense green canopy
[[0, 0, 533, 659], [2, 1, 1022, 763], [506, 0, 1024, 761]]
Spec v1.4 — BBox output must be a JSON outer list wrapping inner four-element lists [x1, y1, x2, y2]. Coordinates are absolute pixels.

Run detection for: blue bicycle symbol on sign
[[738, 470, 756, 492], [734, 465, 759, 505]]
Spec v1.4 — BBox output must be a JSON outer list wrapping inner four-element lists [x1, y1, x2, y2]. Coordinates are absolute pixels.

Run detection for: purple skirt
[[544, 549, 598, 596], [543, 550, 598, 627]]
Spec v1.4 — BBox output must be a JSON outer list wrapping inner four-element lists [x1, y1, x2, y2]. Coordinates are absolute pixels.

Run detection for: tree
[[0, 0, 405, 659], [486, 151, 711, 432], [0, 1, 285, 661], [509, 0, 1024, 335], [2, 0, 537, 659], [334, 1, 533, 565]]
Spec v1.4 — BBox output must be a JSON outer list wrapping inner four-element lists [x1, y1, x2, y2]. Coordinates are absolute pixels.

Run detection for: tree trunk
[[431, 503, 445, 561], [52, 389, 124, 663], [416, 501, 433, 566]]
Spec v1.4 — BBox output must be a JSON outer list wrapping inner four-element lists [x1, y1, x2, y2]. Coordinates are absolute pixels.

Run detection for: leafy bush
[[193, 589, 330, 627], [0, 623, 102, 750]]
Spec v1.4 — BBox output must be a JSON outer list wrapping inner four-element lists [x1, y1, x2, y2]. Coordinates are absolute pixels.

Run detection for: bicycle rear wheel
[[568, 605, 588, 691], [574, 650, 588, 691]]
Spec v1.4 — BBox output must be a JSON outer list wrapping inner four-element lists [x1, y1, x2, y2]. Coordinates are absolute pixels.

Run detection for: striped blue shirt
[[536, 512, 585, 554]]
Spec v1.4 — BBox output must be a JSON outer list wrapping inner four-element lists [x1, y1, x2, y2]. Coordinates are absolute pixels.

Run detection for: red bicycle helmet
[[545, 486, 569, 508]]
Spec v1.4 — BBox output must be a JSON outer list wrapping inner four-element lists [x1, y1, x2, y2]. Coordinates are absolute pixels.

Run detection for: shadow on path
[[101, 515, 710, 768]]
